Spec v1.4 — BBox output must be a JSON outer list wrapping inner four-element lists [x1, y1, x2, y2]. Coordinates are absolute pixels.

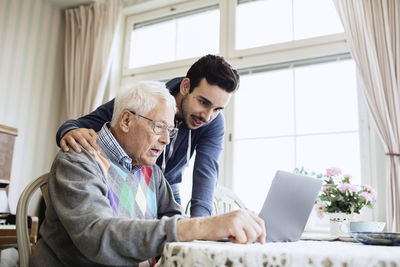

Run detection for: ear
[[180, 78, 190, 95], [119, 110, 132, 133]]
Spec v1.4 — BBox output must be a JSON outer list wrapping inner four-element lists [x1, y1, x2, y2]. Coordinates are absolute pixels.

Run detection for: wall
[[0, 0, 65, 213]]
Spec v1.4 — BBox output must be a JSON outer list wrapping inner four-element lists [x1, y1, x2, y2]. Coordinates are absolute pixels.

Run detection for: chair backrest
[[16, 173, 49, 267], [212, 186, 246, 215], [185, 185, 246, 215]]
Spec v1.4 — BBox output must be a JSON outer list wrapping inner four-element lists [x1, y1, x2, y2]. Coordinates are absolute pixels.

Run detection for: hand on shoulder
[[60, 128, 99, 154]]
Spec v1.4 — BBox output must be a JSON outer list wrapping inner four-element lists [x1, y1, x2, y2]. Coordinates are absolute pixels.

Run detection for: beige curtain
[[65, 0, 122, 118], [333, 0, 400, 231]]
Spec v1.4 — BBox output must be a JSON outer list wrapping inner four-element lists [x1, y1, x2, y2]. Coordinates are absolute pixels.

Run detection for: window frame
[[120, 0, 385, 223], [225, 55, 367, 230], [122, 0, 222, 78]]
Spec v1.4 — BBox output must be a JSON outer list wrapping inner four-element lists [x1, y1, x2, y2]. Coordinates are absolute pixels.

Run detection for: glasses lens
[[153, 122, 164, 135], [153, 121, 178, 138]]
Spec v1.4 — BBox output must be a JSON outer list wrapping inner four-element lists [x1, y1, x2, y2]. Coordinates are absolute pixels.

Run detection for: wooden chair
[[185, 185, 246, 215], [212, 186, 246, 215], [16, 173, 49, 267]]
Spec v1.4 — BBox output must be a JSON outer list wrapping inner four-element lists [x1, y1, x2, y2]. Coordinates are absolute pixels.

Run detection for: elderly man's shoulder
[[51, 145, 109, 178], [55, 145, 97, 163]]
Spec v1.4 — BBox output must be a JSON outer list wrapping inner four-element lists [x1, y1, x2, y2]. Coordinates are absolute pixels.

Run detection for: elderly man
[[32, 81, 265, 267]]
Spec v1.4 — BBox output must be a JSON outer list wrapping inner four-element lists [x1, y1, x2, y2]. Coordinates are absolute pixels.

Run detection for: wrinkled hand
[[60, 128, 99, 154], [207, 209, 266, 244], [177, 209, 266, 244]]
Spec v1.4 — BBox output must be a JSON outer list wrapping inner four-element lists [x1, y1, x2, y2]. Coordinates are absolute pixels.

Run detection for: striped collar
[[98, 123, 141, 174]]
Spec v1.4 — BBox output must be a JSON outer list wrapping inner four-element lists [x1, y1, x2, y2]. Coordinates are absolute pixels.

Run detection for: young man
[[34, 81, 265, 266], [56, 54, 240, 217]]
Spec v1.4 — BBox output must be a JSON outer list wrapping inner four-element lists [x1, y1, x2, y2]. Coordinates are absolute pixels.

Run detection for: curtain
[[333, 0, 400, 231], [65, 0, 122, 118]]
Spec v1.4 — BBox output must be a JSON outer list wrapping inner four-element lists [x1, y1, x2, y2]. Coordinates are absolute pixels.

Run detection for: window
[[235, 0, 343, 49], [126, 5, 219, 69], [122, 0, 381, 226], [232, 58, 361, 213]]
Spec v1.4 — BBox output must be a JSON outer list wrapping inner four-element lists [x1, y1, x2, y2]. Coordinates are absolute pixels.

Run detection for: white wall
[[0, 0, 65, 213]]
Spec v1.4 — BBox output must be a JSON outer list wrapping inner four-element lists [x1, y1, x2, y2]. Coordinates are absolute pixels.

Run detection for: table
[[156, 240, 400, 267], [0, 214, 38, 252]]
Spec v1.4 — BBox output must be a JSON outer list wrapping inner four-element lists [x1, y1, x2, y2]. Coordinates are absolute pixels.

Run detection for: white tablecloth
[[156, 240, 400, 267]]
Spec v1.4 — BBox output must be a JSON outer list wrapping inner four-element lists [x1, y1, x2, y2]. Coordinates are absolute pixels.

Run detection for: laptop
[[258, 170, 322, 242]]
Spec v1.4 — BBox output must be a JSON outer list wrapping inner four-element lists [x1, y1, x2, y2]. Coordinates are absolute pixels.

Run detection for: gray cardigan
[[31, 140, 184, 267]]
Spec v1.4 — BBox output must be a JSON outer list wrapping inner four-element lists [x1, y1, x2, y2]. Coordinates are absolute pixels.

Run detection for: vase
[[329, 212, 350, 236]]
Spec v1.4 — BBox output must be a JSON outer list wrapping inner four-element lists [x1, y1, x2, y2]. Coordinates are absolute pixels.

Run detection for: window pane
[[130, 22, 176, 68], [296, 133, 361, 185], [232, 58, 361, 213], [232, 137, 295, 212], [236, 0, 292, 49], [176, 10, 219, 60], [293, 0, 343, 40], [129, 8, 219, 68], [295, 60, 358, 134], [233, 69, 294, 139], [235, 0, 344, 50]]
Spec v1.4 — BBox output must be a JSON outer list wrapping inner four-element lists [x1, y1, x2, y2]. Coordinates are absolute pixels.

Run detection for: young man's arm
[[56, 99, 115, 152], [190, 113, 225, 217]]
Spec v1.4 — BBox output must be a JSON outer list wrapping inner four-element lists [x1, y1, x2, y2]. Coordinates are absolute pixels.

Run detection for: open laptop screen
[[258, 170, 322, 242]]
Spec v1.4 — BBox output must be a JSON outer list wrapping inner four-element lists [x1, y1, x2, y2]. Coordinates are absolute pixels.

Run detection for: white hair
[[110, 81, 177, 127]]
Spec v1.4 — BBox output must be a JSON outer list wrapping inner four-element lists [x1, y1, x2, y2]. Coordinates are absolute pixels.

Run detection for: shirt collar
[[98, 123, 141, 174]]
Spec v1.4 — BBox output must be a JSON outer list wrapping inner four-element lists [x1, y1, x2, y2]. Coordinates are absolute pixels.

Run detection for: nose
[[202, 108, 215, 122], [159, 130, 170, 145]]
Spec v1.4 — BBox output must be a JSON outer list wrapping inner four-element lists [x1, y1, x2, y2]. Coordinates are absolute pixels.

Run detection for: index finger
[[248, 211, 266, 244]]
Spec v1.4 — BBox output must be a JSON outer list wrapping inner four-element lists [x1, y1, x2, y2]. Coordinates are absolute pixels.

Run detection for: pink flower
[[363, 184, 377, 197], [325, 167, 342, 177], [349, 184, 358, 192], [314, 203, 325, 218], [339, 183, 358, 193], [360, 192, 374, 202], [322, 186, 329, 192]]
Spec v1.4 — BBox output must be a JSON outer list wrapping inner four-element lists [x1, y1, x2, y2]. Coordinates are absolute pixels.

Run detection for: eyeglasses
[[129, 110, 178, 138]]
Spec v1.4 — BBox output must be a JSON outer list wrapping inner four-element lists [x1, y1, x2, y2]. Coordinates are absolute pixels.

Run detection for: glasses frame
[[129, 110, 178, 138]]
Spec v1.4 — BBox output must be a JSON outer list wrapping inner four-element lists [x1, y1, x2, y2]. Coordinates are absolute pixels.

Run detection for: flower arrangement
[[294, 167, 377, 218]]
